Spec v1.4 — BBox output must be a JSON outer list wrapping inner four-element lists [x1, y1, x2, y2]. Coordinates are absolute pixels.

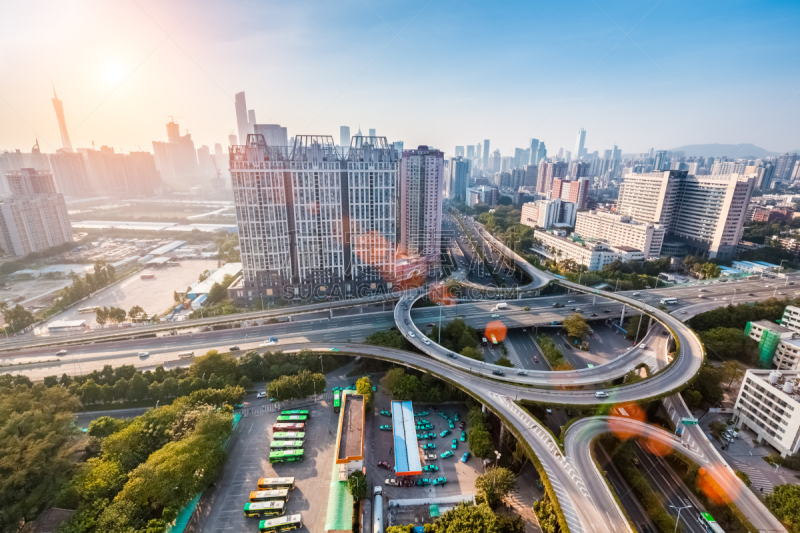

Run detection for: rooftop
[[752, 320, 792, 334], [336, 391, 364, 463], [391, 400, 422, 476]]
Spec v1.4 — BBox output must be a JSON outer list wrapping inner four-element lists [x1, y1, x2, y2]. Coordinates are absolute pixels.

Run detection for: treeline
[[267, 370, 326, 401], [234, 348, 350, 381], [55, 261, 117, 313], [380, 367, 467, 405], [431, 318, 483, 359], [535, 335, 572, 371], [57, 388, 240, 533], [687, 296, 795, 332], [467, 406, 494, 459]]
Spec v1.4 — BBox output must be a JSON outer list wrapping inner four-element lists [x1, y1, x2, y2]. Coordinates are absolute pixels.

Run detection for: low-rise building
[[732, 260, 780, 275], [574, 210, 665, 259], [733, 369, 800, 457], [752, 207, 794, 223], [335, 390, 365, 481], [531, 229, 630, 271], [745, 309, 800, 370]]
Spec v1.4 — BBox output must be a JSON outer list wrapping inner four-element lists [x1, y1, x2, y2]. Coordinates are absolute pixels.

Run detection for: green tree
[[348, 470, 367, 502], [95, 306, 108, 326], [129, 373, 149, 401], [563, 313, 590, 339], [475, 467, 516, 508], [461, 346, 484, 361], [356, 376, 375, 409], [766, 484, 800, 533], [735, 470, 752, 487], [366, 329, 414, 350], [700, 328, 758, 363], [128, 305, 145, 321], [190, 349, 237, 380], [236, 351, 267, 380], [495, 357, 514, 368], [87, 416, 129, 438], [720, 360, 745, 389], [435, 502, 499, 533]]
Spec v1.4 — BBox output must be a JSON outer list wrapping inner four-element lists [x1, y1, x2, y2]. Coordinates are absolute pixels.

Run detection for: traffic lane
[[595, 444, 655, 533], [504, 329, 543, 369]]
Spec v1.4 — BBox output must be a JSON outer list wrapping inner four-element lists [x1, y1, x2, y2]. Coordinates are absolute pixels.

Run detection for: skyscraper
[[50, 85, 73, 153], [447, 157, 470, 200], [775, 153, 799, 182], [253, 124, 288, 147], [529, 139, 540, 164], [369, 128, 376, 137], [152, 119, 199, 190], [248, 110, 257, 126], [400, 145, 444, 274], [483, 140, 490, 169], [229, 134, 398, 304], [235, 92, 251, 148], [340, 126, 351, 150], [455, 146, 465, 157], [228, 134, 238, 147], [653, 150, 668, 171], [573, 129, 585, 160], [467, 145, 475, 159], [612, 143, 621, 160], [537, 142, 547, 163]]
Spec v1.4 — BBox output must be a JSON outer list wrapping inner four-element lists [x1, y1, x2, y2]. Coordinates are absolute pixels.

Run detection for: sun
[[104, 64, 124, 83]]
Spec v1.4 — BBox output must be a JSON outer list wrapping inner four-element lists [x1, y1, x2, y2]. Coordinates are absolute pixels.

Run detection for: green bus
[[243, 500, 286, 518], [333, 390, 341, 413], [273, 431, 305, 440], [281, 409, 310, 417], [270, 440, 305, 450], [259, 514, 302, 533], [249, 489, 290, 503], [269, 449, 305, 463], [257, 477, 295, 491], [276, 414, 308, 422]]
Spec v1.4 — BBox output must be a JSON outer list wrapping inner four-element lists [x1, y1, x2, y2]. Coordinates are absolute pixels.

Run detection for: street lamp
[[731, 288, 737, 305], [669, 503, 692, 533]]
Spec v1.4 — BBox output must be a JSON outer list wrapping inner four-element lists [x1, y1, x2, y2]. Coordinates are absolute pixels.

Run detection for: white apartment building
[[228, 134, 397, 304], [574, 210, 665, 259], [532, 229, 642, 270], [745, 307, 800, 371], [617, 170, 755, 260], [400, 146, 444, 274], [0, 168, 73, 256], [520, 199, 574, 229], [734, 369, 800, 457]]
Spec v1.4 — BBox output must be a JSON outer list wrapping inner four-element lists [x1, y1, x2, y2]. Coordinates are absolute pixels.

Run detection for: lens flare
[[105, 64, 124, 83], [608, 402, 645, 440], [485, 320, 507, 343]]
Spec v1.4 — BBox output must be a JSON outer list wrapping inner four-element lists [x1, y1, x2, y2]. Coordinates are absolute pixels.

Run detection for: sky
[[2, 0, 800, 159]]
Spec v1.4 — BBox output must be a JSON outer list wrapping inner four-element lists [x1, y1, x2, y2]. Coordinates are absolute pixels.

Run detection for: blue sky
[[2, 0, 799, 157]]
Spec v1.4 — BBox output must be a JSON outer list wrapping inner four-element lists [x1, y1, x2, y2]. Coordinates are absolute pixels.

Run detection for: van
[[492, 303, 508, 311], [632, 292, 640, 296], [595, 391, 609, 398]]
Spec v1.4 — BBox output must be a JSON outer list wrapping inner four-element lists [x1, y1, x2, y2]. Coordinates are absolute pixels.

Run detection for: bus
[[273, 431, 305, 440], [178, 351, 194, 359], [257, 477, 296, 491], [270, 440, 305, 450], [276, 414, 308, 422], [78, 306, 100, 314], [333, 390, 341, 413], [660, 298, 678, 305], [272, 422, 304, 432], [259, 514, 302, 533], [697, 512, 725, 533], [269, 449, 305, 463], [280, 410, 309, 418], [249, 489, 290, 503], [490, 334, 498, 345], [243, 501, 286, 518]]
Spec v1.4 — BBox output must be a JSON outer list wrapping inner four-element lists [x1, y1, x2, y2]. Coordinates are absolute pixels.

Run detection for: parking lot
[[194, 401, 338, 533]]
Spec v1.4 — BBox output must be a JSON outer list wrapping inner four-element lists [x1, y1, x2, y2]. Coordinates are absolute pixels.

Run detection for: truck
[[373, 486, 383, 533], [492, 303, 508, 311]]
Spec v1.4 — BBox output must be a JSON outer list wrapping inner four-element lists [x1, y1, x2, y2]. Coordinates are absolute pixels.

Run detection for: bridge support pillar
[[499, 423, 506, 444], [482, 404, 487, 414], [620, 304, 626, 326]]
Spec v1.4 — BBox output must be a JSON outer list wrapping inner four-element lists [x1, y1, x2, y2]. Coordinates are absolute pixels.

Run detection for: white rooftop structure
[[188, 263, 242, 299]]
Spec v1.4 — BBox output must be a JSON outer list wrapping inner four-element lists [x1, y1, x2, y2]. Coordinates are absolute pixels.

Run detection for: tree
[[236, 351, 267, 381], [266, 371, 326, 401], [348, 470, 366, 502], [495, 357, 514, 368], [435, 502, 499, 533], [129, 305, 145, 322], [563, 313, 590, 339], [735, 470, 752, 487], [461, 346, 484, 361], [720, 360, 745, 389], [766, 484, 800, 533], [3, 304, 34, 332], [95, 307, 108, 326], [700, 328, 758, 364], [467, 426, 494, 460], [87, 416, 129, 438], [475, 467, 516, 508], [190, 350, 237, 380], [356, 376, 375, 409]]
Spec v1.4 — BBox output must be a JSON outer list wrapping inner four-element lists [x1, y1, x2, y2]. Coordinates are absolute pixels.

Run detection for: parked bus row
[[246, 478, 302, 531]]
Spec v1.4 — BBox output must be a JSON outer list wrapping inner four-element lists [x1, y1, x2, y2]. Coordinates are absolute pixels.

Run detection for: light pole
[[731, 288, 737, 305], [319, 355, 324, 374], [670, 503, 692, 533], [494, 450, 501, 468]]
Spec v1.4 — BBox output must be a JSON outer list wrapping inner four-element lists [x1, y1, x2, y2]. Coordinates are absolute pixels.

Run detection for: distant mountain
[[668, 143, 786, 159]]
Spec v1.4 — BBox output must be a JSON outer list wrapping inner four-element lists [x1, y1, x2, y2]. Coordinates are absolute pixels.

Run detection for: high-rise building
[[253, 124, 288, 148], [447, 157, 470, 200], [536, 160, 567, 194], [393, 141, 404, 155], [483, 140, 490, 169], [551, 177, 589, 209], [0, 168, 72, 256], [530, 139, 540, 164], [712, 161, 746, 175], [248, 109, 257, 126], [466, 145, 475, 159], [50, 85, 73, 153], [476, 143, 482, 160], [400, 145, 444, 274], [612, 144, 621, 160], [574, 129, 586, 160], [340, 126, 351, 151], [521, 199, 564, 229], [455, 146, 465, 158], [48, 152, 90, 197], [152, 119, 199, 190], [76, 146, 161, 196], [228, 134, 238, 147], [369, 128, 376, 138], [574, 210, 666, 258], [228, 134, 398, 304], [537, 142, 547, 163], [571, 161, 590, 178], [235, 92, 251, 146], [617, 170, 755, 259], [653, 150, 668, 171], [774, 153, 799, 182], [523, 165, 538, 188]]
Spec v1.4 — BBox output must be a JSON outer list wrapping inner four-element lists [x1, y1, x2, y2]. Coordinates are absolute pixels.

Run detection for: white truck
[[491, 303, 508, 311]]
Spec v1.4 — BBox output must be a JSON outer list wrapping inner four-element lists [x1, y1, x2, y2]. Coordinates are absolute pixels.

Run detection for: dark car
[[229, 346, 240, 351], [492, 370, 505, 376], [603, 309, 611, 313], [591, 313, 598, 317], [404, 319, 410, 325], [640, 524, 653, 533]]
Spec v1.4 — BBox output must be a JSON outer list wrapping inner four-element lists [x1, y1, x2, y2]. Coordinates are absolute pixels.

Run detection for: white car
[[408, 331, 416, 338], [256, 391, 267, 399], [385, 478, 398, 486], [595, 391, 609, 398], [423, 339, 431, 345], [639, 343, 647, 349], [138, 351, 149, 358], [681, 310, 687, 314], [56, 349, 67, 356], [261, 340, 277, 346]]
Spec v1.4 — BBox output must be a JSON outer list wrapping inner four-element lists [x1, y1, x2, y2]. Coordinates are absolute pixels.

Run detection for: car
[[492, 370, 505, 376], [447, 352, 457, 358], [423, 339, 431, 345], [534, 356, 539, 363], [138, 351, 149, 358], [570, 307, 577, 311], [229, 346, 240, 351], [640, 523, 653, 533], [567, 300, 575, 303], [722, 297, 728, 300], [422, 443, 436, 450], [440, 451, 454, 458], [423, 464, 439, 472], [449, 420, 455, 429], [416, 478, 431, 486], [491, 314, 500, 318], [779, 292, 785, 295], [332, 386, 342, 391], [461, 452, 471, 463], [680, 310, 687, 314], [408, 331, 416, 338], [632, 292, 640, 296], [595, 391, 609, 398], [661, 331, 668, 335], [385, 478, 398, 486], [460, 431, 466, 442], [377, 461, 391, 470], [261, 338, 278, 346], [425, 453, 438, 460], [603, 309, 611, 313], [454, 413, 459, 422], [380, 410, 392, 417], [575, 309, 582, 313], [440, 429, 451, 437], [452, 439, 458, 449], [748, 293, 755, 296], [346, 384, 356, 390], [329, 347, 340, 352], [545, 408, 552, 414], [380, 425, 392, 431], [415, 411, 429, 417], [56, 349, 67, 356], [256, 391, 267, 399], [516, 369, 528, 375], [432, 477, 448, 486], [404, 319, 410, 325], [640, 343, 647, 349], [591, 313, 598, 317], [458, 421, 466, 429]]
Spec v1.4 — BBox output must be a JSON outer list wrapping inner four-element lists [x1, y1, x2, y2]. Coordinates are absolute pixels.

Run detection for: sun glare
[[104, 64, 124, 83]]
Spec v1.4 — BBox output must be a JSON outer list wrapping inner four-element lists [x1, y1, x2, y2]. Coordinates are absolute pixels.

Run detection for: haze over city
[[3, 0, 800, 156]]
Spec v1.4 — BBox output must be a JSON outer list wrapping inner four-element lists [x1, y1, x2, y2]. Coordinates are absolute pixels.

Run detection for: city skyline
[[2, 0, 800, 159]]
